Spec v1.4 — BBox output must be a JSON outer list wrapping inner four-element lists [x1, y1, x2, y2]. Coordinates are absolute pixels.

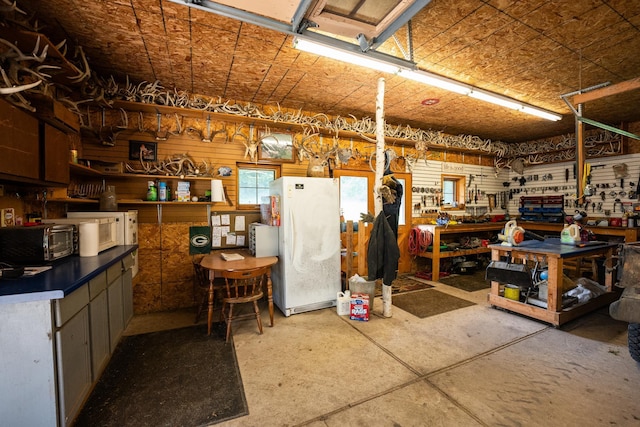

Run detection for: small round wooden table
[[200, 250, 278, 335]]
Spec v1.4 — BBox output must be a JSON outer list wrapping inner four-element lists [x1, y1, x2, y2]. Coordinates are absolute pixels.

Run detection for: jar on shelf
[[100, 185, 118, 211]]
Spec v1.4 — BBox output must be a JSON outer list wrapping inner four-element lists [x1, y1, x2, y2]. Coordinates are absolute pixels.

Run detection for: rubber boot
[[382, 284, 392, 318]]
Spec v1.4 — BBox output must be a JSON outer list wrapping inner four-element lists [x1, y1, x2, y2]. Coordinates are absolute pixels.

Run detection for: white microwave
[[68, 211, 139, 277], [42, 217, 119, 253]]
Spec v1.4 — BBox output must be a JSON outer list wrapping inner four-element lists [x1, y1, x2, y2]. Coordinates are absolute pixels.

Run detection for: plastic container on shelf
[[158, 181, 167, 201], [147, 181, 157, 201]]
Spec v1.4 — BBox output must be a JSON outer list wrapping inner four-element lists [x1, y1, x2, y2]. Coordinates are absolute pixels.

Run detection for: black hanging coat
[[367, 212, 400, 285]]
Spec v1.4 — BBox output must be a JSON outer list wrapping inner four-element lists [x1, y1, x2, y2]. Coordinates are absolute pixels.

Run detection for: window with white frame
[[441, 174, 466, 208], [237, 164, 280, 209]]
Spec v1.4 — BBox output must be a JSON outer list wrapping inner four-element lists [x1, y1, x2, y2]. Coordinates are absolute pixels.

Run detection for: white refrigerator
[[269, 177, 341, 316]]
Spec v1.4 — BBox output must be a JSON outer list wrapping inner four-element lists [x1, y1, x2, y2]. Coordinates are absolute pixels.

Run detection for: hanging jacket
[[382, 176, 403, 238], [367, 212, 400, 285]]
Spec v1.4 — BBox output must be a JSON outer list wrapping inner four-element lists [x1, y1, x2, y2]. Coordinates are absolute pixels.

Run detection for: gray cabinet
[[122, 267, 134, 326], [122, 253, 134, 325], [0, 250, 136, 427], [107, 263, 124, 351], [88, 272, 110, 378], [54, 285, 92, 427]]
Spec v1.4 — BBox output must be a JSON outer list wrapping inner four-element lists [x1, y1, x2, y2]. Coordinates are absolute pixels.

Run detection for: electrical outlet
[[0, 185, 4, 197]]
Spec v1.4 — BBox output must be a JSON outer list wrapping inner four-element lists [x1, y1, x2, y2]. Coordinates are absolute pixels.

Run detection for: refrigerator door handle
[[288, 209, 295, 262]]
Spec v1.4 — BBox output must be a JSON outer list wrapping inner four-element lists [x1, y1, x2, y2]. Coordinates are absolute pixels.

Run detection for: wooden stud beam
[[573, 76, 640, 105]]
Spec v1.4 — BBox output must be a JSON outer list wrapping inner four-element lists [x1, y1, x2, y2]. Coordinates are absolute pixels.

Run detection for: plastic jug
[[336, 290, 351, 315], [561, 224, 580, 244]]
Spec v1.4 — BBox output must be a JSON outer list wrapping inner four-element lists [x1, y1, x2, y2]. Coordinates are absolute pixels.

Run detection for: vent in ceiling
[[306, 0, 421, 40]]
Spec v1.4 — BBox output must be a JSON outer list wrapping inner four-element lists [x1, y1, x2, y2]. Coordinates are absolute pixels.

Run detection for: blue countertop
[[488, 238, 617, 256], [0, 245, 138, 304]]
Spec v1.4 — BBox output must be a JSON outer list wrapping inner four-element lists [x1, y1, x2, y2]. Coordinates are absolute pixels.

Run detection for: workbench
[[487, 239, 618, 327], [521, 222, 639, 243], [414, 222, 505, 281]]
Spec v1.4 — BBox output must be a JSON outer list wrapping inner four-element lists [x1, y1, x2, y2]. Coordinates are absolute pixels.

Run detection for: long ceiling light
[[294, 37, 562, 121], [294, 38, 401, 74]]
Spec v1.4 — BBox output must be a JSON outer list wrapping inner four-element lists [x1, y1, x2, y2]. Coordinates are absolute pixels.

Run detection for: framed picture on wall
[[129, 141, 157, 161], [258, 132, 295, 162]]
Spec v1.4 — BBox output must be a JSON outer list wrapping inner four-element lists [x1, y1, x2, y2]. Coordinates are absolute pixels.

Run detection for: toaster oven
[[0, 224, 75, 264], [41, 217, 119, 254]]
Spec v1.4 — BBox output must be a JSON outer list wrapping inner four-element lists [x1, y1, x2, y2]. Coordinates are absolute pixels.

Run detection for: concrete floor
[[124, 280, 640, 427]]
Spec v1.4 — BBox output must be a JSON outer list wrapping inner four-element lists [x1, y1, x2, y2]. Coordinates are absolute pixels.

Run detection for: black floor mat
[[438, 270, 491, 292], [392, 289, 475, 318], [75, 322, 247, 427]]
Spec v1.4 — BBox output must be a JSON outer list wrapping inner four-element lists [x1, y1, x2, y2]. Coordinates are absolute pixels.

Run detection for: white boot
[[382, 284, 392, 317]]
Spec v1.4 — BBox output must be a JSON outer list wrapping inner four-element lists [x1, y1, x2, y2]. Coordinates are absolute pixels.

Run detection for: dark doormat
[[75, 323, 248, 427], [375, 275, 434, 296], [392, 289, 475, 318], [438, 270, 490, 292]]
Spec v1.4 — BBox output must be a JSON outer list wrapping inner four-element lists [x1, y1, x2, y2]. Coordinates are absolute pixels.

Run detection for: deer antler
[[294, 127, 320, 161]]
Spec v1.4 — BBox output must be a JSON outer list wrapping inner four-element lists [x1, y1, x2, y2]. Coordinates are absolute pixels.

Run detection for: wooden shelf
[[70, 163, 231, 181], [0, 27, 82, 85], [69, 163, 103, 176], [48, 197, 98, 204], [414, 222, 504, 281], [419, 247, 491, 259], [111, 100, 491, 154], [103, 173, 227, 181], [118, 199, 222, 205]]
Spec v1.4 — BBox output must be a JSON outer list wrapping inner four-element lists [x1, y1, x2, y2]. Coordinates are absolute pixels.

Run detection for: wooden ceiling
[[14, 0, 640, 143]]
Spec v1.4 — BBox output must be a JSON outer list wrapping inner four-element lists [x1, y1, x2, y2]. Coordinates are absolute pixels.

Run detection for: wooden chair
[[193, 258, 224, 323], [220, 266, 268, 342]]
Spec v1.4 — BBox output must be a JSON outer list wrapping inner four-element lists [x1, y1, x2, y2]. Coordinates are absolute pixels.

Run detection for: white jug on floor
[[336, 290, 351, 315]]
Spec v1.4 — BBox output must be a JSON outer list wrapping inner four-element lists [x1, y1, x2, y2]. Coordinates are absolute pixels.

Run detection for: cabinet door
[[0, 98, 39, 180], [42, 123, 70, 184], [56, 305, 92, 427], [122, 267, 134, 326], [108, 275, 124, 352], [89, 289, 110, 379]]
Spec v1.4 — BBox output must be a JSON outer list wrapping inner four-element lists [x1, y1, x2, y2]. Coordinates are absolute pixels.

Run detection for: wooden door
[[334, 169, 412, 275]]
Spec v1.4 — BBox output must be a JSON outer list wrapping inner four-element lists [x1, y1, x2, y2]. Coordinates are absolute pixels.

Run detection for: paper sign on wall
[[235, 216, 245, 231]]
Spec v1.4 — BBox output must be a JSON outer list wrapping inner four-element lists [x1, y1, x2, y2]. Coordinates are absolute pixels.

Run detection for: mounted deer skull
[[296, 130, 338, 177]]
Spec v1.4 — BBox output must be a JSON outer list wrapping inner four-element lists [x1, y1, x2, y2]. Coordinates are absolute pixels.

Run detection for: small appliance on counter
[[68, 210, 139, 276], [41, 216, 118, 254], [0, 224, 75, 264]]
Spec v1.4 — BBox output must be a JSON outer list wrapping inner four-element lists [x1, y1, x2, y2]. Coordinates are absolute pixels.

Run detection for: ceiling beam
[[369, 0, 433, 50], [573, 76, 640, 105]]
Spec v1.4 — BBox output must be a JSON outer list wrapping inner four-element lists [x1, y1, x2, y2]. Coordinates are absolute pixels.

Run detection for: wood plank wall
[[72, 114, 640, 314]]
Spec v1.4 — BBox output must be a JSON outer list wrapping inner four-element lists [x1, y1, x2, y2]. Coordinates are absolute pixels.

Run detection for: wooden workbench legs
[[547, 257, 561, 312]]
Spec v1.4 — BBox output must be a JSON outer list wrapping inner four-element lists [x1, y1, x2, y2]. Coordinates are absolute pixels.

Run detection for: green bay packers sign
[[189, 226, 211, 254]]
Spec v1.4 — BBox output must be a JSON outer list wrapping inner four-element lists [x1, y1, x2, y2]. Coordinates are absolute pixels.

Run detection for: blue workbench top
[[488, 238, 618, 256], [0, 245, 138, 304]]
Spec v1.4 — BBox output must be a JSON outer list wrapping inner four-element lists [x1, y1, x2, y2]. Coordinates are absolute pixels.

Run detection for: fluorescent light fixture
[[520, 106, 563, 121], [399, 69, 470, 95], [293, 37, 562, 121], [294, 38, 401, 74], [469, 90, 522, 110]]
